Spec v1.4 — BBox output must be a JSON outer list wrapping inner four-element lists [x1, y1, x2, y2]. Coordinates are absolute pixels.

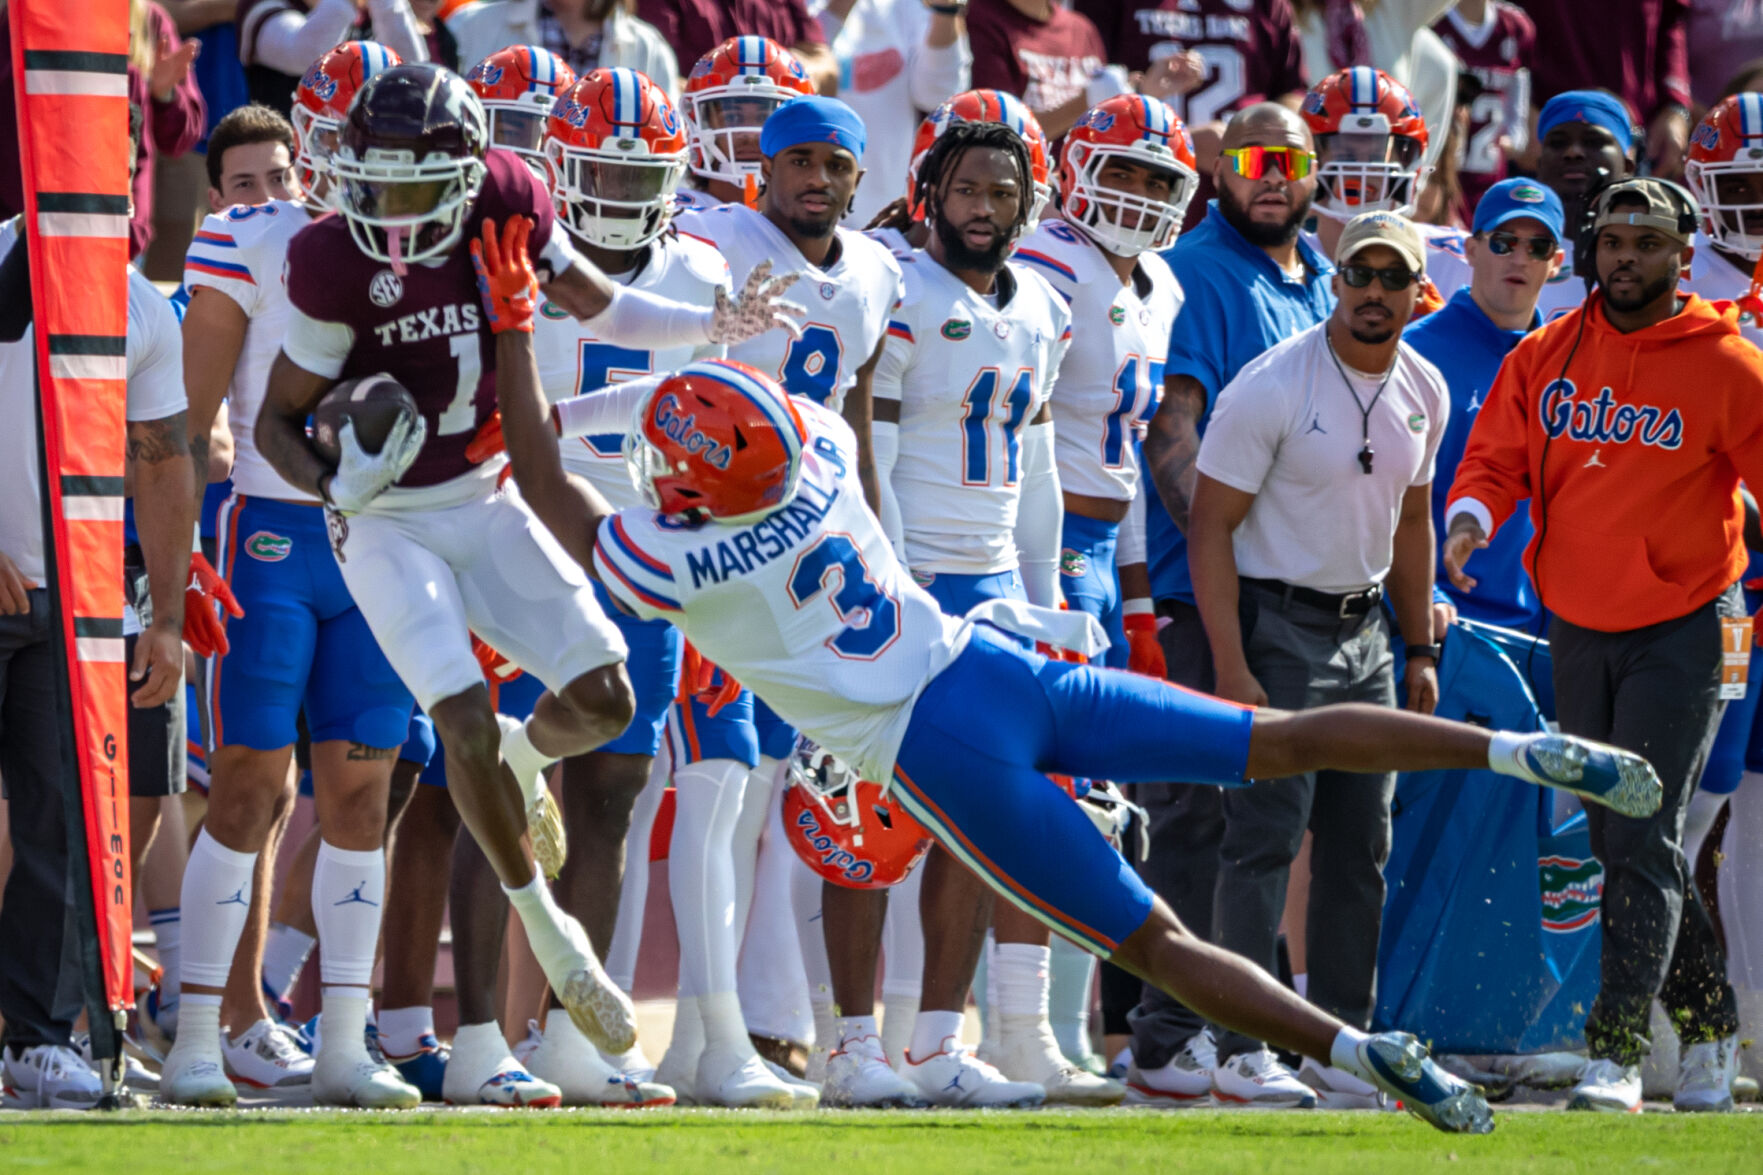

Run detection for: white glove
[[321, 413, 427, 516], [710, 260, 806, 345]]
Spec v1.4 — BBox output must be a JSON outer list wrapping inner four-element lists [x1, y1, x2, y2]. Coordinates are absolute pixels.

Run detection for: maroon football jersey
[[1073, 0, 1307, 125], [1434, 2, 1536, 216], [285, 149, 556, 487]]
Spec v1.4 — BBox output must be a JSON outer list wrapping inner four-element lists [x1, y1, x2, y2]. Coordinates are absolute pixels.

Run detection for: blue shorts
[[917, 568, 1025, 617], [401, 711, 437, 770], [1059, 513, 1127, 670], [668, 675, 759, 769], [891, 624, 1255, 955], [211, 496, 413, 751], [597, 580, 682, 758], [752, 695, 797, 762]]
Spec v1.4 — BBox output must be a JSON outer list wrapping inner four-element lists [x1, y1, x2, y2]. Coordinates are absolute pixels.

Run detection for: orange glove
[[467, 405, 561, 464], [1123, 611, 1167, 679], [184, 551, 243, 658], [470, 216, 538, 334], [679, 641, 743, 717], [472, 633, 523, 683]]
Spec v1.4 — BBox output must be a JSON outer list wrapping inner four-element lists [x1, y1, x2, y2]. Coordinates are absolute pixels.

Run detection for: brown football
[[311, 374, 420, 465]]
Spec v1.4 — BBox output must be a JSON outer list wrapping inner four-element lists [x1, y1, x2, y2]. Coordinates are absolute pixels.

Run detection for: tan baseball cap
[[1592, 177, 1698, 245], [1335, 209, 1426, 274]]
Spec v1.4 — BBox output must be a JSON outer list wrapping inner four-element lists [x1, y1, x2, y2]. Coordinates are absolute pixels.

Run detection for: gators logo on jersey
[[941, 319, 972, 341], [1539, 854, 1602, 932], [1407, 411, 1426, 433], [1108, 306, 1126, 325], [245, 532, 292, 562]]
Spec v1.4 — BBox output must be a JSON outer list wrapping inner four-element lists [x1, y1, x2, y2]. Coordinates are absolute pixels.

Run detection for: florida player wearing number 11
[[476, 209, 1668, 1135], [255, 63, 805, 1060]]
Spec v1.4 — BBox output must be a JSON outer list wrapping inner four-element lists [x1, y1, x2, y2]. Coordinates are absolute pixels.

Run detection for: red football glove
[[679, 641, 743, 717], [472, 632, 523, 683], [184, 551, 243, 658], [470, 216, 538, 334], [466, 405, 562, 464], [1123, 611, 1167, 679]]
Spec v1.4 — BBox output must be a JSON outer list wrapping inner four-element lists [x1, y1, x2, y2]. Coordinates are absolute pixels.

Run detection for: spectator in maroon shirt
[[637, 0, 838, 92], [967, 0, 1108, 139], [1515, 0, 1691, 179]]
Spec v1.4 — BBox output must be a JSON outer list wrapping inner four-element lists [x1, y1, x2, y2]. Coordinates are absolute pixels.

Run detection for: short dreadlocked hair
[[912, 120, 1035, 233]]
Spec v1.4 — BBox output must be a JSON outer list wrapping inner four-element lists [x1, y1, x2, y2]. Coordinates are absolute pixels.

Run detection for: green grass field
[[2, 1109, 1757, 1175]]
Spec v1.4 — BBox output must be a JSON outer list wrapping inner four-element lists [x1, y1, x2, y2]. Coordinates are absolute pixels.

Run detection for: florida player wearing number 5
[[480, 210, 1664, 1134], [256, 63, 804, 1065]]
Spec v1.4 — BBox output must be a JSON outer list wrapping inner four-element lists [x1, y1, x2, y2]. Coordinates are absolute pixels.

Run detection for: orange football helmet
[[1687, 93, 1763, 260], [545, 67, 687, 249], [1059, 94, 1198, 255], [783, 738, 931, 890], [908, 89, 1052, 223], [681, 36, 814, 188], [464, 45, 578, 167], [291, 40, 401, 211], [1301, 66, 1430, 221]]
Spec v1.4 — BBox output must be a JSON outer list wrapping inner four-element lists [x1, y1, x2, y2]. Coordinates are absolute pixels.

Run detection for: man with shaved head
[[1120, 101, 1337, 1108]]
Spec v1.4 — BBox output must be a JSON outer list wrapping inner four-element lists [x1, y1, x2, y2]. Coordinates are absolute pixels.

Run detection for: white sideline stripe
[[61, 496, 125, 522], [38, 212, 129, 239], [50, 354, 126, 381], [24, 71, 128, 97], [76, 637, 125, 663]]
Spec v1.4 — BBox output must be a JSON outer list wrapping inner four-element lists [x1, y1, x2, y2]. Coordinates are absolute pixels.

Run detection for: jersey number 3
[[787, 532, 901, 660]]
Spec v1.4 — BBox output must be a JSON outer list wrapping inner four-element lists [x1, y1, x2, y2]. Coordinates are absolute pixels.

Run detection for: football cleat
[[898, 1037, 1045, 1108], [1123, 1029, 1215, 1107], [1568, 1058, 1643, 1113], [1355, 1033, 1494, 1132], [157, 1043, 237, 1108], [526, 1017, 675, 1108], [1674, 1037, 1739, 1113], [762, 1058, 822, 1109], [696, 1049, 798, 1109], [498, 714, 567, 878], [311, 1053, 421, 1110], [384, 1033, 449, 1102], [823, 1035, 928, 1108], [223, 1019, 314, 1089], [1506, 733, 1662, 818], [3, 1043, 103, 1110], [1211, 1049, 1316, 1109], [989, 1016, 1123, 1106]]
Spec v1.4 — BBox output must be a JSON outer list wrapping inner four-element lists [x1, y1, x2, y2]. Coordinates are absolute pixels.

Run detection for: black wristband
[[1405, 643, 1442, 662]]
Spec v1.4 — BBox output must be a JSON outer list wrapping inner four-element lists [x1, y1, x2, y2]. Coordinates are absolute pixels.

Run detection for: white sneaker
[[1123, 1029, 1215, 1107], [823, 1035, 927, 1108], [1211, 1048, 1316, 1109], [312, 1049, 421, 1109], [898, 1037, 1045, 1108], [2, 1043, 103, 1109], [526, 1017, 675, 1108], [1568, 1058, 1643, 1113], [158, 1040, 236, 1108], [696, 1048, 798, 1109], [761, 1058, 822, 1109], [75, 1033, 159, 1093], [1298, 1057, 1387, 1110], [1675, 1037, 1738, 1113], [223, 1020, 314, 1090], [498, 713, 566, 878], [443, 1023, 561, 1108], [991, 1016, 1123, 1106]]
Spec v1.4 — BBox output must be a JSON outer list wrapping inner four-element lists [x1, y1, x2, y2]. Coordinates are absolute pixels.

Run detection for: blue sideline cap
[[1473, 177, 1567, 241], [759, 95, 867, 161], [1536, 90, 1635, 155]]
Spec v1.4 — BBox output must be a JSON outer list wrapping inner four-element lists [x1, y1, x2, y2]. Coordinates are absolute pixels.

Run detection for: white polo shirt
[[1197, 321, 1448, 595]]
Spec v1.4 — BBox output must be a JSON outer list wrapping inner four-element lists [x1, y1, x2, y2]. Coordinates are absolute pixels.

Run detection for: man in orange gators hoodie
[[1445, 178, 1761, 1115]]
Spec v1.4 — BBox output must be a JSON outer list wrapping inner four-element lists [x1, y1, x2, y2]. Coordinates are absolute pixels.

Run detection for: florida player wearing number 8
[[256, 62, 806, 1075]]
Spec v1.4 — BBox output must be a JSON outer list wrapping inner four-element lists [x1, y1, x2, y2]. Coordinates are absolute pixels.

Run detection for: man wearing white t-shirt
[[1187, 209, 1447, 1110]]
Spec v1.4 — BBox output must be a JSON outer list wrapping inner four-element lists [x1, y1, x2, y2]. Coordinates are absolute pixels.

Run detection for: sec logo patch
[[245, 531, 291, 562], [369, 269, 404, 308]]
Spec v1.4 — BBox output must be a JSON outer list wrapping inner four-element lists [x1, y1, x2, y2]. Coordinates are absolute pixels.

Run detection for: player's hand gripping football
[[709, 259, 806, 345], [471, 216, 539, 334], [321, 413, 426, 517], [183, 551, 243, 659]]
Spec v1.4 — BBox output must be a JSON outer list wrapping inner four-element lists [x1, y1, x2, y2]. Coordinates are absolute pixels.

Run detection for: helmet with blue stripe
[[464, 45, 578, 168], [682, 37, 815, 189], [1301, 67, 1430, 221], [292, 40, 402, 212], [625, 359, 809, 525], [544, 68, 687, 250], [1059, 94, 1198, 256], [909, 89, 1052, 223], [1686, 93, 1763, 260]]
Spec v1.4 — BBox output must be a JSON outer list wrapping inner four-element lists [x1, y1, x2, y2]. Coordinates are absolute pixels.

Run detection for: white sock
[[1047, 935, 1096, 1060], [660, 993, 705, 1084], [699, 990, 753, 1057], [504, 875, 588, 982], [737, 788, 814, 1045], [312, 841, 385, 988], [178, 829, 257, 990], [377, 1006, 434, 1058], [320, 989, 371, 1063], [1328, 1026, 1373, 1082], [994, 943, 1051, 1019], [172, 993, 222, 1057], [1488, 731, 1544, 782], [810, 996, 836, 1054], [836, 1014, 879, 1049], [909, 1010, 966, 1060], [670, 759, 750, 999], [502, 718, 558, 804], [449, 1021, 513, 1088], [880, 863, 925, 998], [879, 994, 917, 1065], [262, 922, 316, 1000], [606, 754, 668, 993], [149, 907, 182, 997], [731, 757, 776, 937]]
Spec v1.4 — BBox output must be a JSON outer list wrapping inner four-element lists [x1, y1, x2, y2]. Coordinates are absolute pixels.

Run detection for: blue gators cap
[[1536, 90, 1635, 155], [1473, 176, 1567, 240], [759, 95, 867, 161]]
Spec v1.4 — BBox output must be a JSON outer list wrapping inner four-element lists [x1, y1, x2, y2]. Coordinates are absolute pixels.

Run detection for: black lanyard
[[1325, 332, 1395, 475]]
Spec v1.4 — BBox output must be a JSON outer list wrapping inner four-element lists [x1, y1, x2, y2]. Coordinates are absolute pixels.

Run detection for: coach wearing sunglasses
[[1185, 210, 1448, 1107], [1404, 177, 1564, 634]]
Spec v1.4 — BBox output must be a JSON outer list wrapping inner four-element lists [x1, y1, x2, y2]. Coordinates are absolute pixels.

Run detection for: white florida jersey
[[1684, 235, 1763, 347], [865, 225, 912, 259], [878, 251, 1072, 574], [182, 199, 312, 500], [594, 401, 965, 782], [676, 202, 902, 412], [535, 232, 731, 507], [1015, 219, 1181, 502], [673, 185, 725, 214]]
